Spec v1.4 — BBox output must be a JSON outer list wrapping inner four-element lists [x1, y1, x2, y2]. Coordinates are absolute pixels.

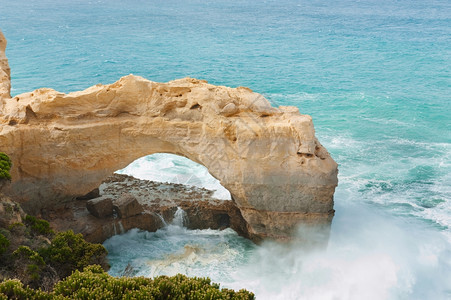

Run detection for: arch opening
[[88, 153, 249, 241], [115, 153, 231, 200]]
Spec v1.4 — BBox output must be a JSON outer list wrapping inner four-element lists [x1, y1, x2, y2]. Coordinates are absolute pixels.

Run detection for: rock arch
[[0, 31, 338, 241]]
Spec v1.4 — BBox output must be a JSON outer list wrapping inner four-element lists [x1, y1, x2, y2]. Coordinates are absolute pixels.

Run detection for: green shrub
[[53, 265, 255, 299], [24, 215, 54, 236], [8, 222, 25, 231], [0, 152, 11, 181], [0, 279, 51, 300], [7, 222, 26, 236], [0, 266, 255, 299], [14, 246, 40, 262], [39, 230, 108, 279], [13, 246, 46, 284], [0, 233, 9, 255]]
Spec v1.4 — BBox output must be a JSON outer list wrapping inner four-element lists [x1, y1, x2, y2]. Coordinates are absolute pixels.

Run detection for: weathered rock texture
[[101, 174, 250, 238], [0, 30, 10, 101], [0, 30, 338, 241], [43, 174, 250, 243], [86, 196, 114, 218], [113, 193, 143, 218]]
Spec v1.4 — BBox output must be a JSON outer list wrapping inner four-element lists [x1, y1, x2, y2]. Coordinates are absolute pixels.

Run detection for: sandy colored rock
[[220, 102, 239, 117], [0, 30, 10, 101], [0, 33, 338, 241], [86, 196, 114, 218]]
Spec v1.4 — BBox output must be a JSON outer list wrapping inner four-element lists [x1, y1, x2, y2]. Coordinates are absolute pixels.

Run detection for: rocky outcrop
[[0, 31, 338, 241], [113, 194, 143, 218], [43, 174, 250, 243], [86, 196, 114, 218], [101, 174, 250, 237], [0, 195, 24, 228], [0, 30, 10, 101]]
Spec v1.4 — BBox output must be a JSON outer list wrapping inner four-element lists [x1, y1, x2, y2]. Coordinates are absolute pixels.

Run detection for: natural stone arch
[[0, 31, 338, 241]]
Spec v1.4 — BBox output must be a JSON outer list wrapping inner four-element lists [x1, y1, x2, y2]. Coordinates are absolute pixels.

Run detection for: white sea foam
[[231, 203, 450, 299], [172, 207, 188, 227], [115, 153, 231, 200], [104, 202, 451, 299], [107, 132, 451, 299]]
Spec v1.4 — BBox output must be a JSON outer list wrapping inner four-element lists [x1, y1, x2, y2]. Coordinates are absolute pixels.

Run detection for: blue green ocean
[[1, 0, 450, 298]]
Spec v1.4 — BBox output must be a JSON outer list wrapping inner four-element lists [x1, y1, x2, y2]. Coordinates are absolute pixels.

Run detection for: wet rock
[[178, 200, 249, 238], [76, 188, 100, 200], [113, 193, 143, 218], [86, 196, 114, 218]]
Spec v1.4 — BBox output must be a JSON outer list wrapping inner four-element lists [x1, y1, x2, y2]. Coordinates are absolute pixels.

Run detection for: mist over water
[[2, 0, 450, 298], [104, 175, 451, 299]]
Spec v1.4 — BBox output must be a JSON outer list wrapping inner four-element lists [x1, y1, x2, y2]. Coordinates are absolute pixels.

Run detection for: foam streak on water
[[104, 227, 254, 282]]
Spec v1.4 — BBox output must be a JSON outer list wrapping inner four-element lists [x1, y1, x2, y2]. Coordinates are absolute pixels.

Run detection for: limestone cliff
[[0, 30, 10, 101], [0, 30, 338, 241]]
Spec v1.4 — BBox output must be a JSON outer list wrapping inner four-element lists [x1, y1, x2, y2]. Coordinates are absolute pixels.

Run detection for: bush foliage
[[24, 215, 54, 236], [0, 203, 254, 298], [39, 230, 109, 278], [13, 246, 46, 283], [0, 233, 9, 255], [0, 265, 255, 299], [0, 215, 108, 289], [0, 152, 11, 181]]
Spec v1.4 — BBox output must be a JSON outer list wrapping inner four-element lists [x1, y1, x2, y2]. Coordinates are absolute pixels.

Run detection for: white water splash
[[115, 153, 231, 200], [112, 222, 117, 235], [172, 207, 188, 227], [155, 213, 168, 227], [118, 221, 125, 234], [104, 201, 451, 299], [105, 139, 451, 299]]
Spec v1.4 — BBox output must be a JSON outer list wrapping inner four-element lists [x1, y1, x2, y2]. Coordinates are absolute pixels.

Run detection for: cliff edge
[[0, 30, 11, 100]]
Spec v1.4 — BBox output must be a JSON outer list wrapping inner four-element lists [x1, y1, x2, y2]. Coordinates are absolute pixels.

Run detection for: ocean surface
[[1, 0, 450, 298]]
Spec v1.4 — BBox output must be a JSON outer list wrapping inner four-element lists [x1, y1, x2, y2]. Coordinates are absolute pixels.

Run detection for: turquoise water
[[1, 0, 450, 298]]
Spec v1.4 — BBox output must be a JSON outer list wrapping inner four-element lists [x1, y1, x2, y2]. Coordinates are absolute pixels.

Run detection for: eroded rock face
[[43, 174, 251, 243], [0, 30, 338, 241], [113, 193, 143, 218], [86, 196, 114, 218], [0, 30, 10, 101]]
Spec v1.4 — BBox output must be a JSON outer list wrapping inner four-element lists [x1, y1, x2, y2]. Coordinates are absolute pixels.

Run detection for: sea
[[1, 0, 450, 299]]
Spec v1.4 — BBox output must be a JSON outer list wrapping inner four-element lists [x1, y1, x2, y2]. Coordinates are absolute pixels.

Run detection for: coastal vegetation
[[0, 211, 254, 299], [0, 265, 254, 299], [0, 152, 11, 181], [0, 151, 254, 299], [0, 212, 109, 290]]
